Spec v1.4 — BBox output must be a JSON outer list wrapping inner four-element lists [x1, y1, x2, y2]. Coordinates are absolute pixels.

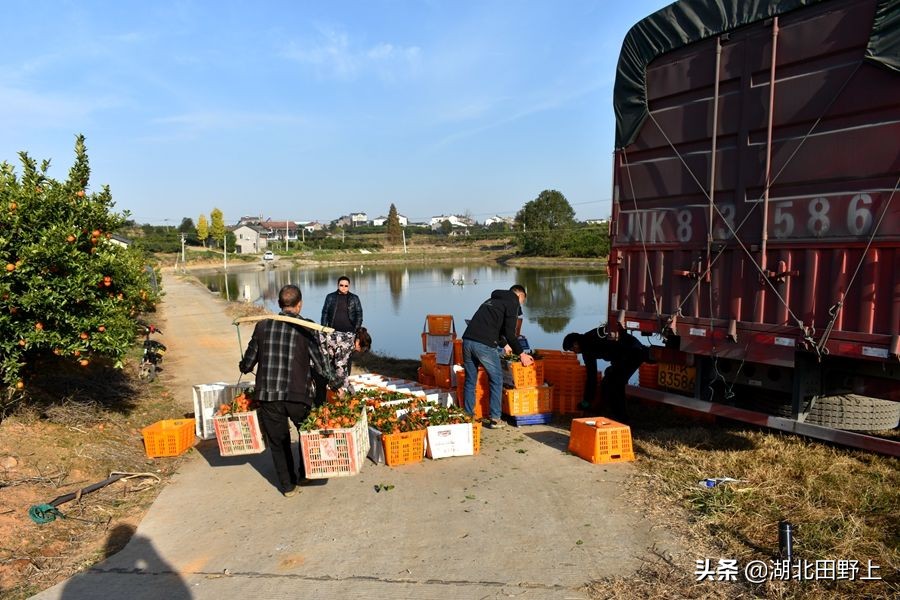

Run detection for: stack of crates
[[418, 352, 437, 387], [500, 358, 552, 425], [421, 315, 456, 389], [536, 349, 592, 414], [456, 366, 491, 418]]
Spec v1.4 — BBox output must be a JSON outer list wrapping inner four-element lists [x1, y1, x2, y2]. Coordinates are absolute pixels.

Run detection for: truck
[[608, 0, 899, 454]]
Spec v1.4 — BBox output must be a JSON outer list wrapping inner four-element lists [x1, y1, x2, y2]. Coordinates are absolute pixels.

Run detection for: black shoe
[[484, 418, 506, 429]]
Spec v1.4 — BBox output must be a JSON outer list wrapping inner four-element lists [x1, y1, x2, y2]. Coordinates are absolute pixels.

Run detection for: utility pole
[[285, 222, 289, 252], [180, 234, 186, 273], [223, 234, 228, 270], [402, 228, 407, 254]]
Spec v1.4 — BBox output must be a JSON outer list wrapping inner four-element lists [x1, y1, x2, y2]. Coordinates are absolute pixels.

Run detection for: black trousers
[[257, 401, 311, 491], [602, 362, 641, 422]]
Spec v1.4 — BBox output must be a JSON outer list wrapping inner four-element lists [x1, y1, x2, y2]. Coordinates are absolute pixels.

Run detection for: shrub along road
[[31, 270, 682, 600]]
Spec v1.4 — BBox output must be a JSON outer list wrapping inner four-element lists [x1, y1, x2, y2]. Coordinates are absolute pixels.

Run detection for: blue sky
[[2, 0, 671, 226]]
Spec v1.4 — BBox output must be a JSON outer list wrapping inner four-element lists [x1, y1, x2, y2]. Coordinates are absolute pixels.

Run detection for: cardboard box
[[425, 423, 474, 459]]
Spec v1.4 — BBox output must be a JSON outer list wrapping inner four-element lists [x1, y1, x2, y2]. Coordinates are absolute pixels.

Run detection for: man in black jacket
[[240, 284, 337, 497], [462, 285, 534, 428], [562, 323, 649, 421]]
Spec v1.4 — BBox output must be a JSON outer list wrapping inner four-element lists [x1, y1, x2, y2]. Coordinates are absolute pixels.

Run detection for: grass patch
[[587, 404, 899, 599]]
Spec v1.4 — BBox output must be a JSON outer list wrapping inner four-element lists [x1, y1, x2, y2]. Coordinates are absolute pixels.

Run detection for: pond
[[196, 263, 610, 361]]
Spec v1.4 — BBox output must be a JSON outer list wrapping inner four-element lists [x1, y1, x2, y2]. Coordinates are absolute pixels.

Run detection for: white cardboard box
[[425, 423, 474, 459], [192, 382, 253, 440]]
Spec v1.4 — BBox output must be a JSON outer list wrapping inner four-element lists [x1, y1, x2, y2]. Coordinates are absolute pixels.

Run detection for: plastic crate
[[142, 419, 195, 458], [568, 417, 635, 464], [417, 367, 436, 387], [382, 429, 427, 466], [420, 352, 437, 376], [453, 338, 463, 365], [553, 390, 584, 415], [421, 333, 456, 364], [213, 410, 265, 456], [433, 364, 454, 389], [456, 368, 490, 418], [192, 382, 253, 440], [473, 421, 481, 454], [300, 408, 370, 478], [501, 359, 545, 388], [425, 314, 455, 336], [502, 385, 553, 416], [504, 412, 553, 427]]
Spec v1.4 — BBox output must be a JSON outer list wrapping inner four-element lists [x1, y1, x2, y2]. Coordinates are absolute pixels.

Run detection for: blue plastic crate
[[503, 412, 554, 427]]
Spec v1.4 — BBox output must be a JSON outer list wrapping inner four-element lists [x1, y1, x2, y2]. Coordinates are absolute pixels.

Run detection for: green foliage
[[0, 135, 160, 399], [132, 225, 182, 253], [515, 190, 576, 256], [562, 225, 610, 258], [386, 203, 402, 244]]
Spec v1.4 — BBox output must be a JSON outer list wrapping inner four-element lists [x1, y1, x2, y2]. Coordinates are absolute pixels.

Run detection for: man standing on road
[[239, 284, 337, 497], [316, 276, 364, 404], [462, 285, 534, 429], [562, 323, 649, 421]]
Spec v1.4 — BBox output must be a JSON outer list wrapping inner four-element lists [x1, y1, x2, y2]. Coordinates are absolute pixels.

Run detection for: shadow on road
[[60, 524, 190, 600]]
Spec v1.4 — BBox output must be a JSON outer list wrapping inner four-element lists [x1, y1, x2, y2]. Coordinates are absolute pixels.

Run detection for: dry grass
[[582, 404, 899, 600], [0, 355, 190, 599]]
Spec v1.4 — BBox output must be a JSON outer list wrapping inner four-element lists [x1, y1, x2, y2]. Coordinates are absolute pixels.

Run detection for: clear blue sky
[[2, 0, 671, 226]]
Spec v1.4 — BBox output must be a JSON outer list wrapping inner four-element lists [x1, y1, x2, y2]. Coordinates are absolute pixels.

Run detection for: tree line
[[131, 192, 609, 259]]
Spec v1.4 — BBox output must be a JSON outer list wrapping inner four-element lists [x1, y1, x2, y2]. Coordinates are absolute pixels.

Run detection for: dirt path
[[31, 270, 682, 600]]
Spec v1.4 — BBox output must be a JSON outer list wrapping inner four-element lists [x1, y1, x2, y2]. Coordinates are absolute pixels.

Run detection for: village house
[[372, 213, 409, 227], [232, 223, 269, 254]]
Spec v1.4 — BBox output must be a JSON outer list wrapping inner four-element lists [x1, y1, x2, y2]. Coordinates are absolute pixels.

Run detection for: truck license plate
[[658, 363, 696, 393]]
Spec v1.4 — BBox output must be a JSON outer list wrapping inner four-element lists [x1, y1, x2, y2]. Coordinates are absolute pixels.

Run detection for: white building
[[232, 224, 269, 254], [372, 214, 409, 226]]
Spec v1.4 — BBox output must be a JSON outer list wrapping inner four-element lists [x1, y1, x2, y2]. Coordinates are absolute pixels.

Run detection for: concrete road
[[31, 271, 679, 600]]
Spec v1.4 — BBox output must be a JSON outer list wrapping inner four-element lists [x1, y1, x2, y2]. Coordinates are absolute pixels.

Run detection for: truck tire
[[759, 394, 900, 431]]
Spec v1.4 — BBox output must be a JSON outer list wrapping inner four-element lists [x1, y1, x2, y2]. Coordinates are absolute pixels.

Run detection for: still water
[[197, 264, 609, 360]]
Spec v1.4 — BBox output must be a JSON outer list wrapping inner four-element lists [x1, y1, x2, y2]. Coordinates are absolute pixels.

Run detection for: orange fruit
[[16, 381, 24, 390], [5, 263, 14, 272], [76, 190, 85, 197], [34, 322, 44, 331]]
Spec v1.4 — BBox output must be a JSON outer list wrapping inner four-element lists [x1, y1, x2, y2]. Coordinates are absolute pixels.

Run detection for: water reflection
[[197, 264, 608, 359]]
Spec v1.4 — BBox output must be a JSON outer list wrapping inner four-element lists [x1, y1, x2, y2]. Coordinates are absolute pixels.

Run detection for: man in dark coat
[[462, 285, 534, 428], [562, 323, 649, 421], [240, 284, 337, 497]]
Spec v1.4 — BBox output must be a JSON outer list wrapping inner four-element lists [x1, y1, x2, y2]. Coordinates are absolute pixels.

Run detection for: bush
[[0, 136, 159, 404]]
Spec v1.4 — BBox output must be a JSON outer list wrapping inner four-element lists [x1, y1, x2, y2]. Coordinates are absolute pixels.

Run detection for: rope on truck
[[622, 54, 870, 365]]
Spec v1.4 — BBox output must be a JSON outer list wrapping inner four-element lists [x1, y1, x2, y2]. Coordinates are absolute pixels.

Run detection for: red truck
[[609, 0, 899, 452]]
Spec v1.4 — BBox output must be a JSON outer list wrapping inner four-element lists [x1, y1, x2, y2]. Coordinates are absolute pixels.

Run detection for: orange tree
[[0, 135, 159, 404]]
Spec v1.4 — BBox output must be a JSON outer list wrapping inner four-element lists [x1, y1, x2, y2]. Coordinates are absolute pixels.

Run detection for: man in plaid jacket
[[239, 284, 337, 497]]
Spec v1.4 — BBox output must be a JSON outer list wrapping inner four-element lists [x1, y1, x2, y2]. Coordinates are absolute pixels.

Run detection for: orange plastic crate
[[417, 367, 436, 387], [425, 314, 455, 335], [502, 386, 553, 416], [568, 417, 634, 464], [553, 390, 584, 415], [473, 421, 481, 454], [142, 419, 195, 458], [420, 352, 437, 376], [456, 369, 490, 418], [434, 364, 453, 389], [382, 429, 427, 466], [502, 359, 545, 388], [453, 338, 463, 365]]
